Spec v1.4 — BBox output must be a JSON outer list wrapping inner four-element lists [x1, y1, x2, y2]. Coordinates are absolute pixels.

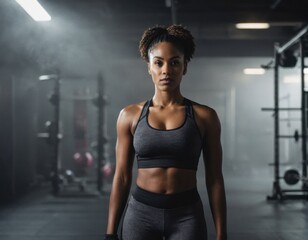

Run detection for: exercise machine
[[37, 72, 109, 195], [262, 25, 308, 200]]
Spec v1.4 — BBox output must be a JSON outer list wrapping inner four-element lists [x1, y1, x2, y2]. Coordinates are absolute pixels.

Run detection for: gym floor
[[0, 172, 307, 240]]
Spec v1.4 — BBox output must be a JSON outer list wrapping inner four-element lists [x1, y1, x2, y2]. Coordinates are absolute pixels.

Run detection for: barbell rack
[[262, 25, 308, 200]]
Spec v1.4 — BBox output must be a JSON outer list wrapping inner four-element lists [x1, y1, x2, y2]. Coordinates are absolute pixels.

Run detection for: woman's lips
[[160, 78, 173, 84]]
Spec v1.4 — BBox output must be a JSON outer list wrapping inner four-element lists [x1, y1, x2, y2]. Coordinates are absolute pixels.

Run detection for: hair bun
[[139, 25, 195, 62]]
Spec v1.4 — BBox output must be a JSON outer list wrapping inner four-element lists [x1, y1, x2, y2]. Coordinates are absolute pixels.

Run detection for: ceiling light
[[304, 68, 308, 74], [16, 0, 51, 22], [39, 74, 58, 81], [236, 23, 270, 29], [243, 68, 266, 75]]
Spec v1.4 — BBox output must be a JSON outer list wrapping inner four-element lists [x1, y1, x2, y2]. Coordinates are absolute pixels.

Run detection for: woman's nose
[[162, 63, 171, 75]]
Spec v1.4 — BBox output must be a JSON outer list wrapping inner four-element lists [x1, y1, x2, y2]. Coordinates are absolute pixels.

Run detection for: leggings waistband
[[132, 186, 200, 209]]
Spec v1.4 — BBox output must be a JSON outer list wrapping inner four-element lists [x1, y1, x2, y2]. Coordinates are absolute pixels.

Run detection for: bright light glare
[[39, 74, 58, 81], [16, 0, 51, 21], [236, 23, 270, 29], [243, 68, 266, 75], [283, 74, 308, 84], [283, 75, 300, 83], [304, 68, 308, 74]]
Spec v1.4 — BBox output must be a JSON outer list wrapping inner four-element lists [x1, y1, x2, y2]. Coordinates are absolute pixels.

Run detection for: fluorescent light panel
[[16, 0, 51, 21], [243, 68, 266, 75], [39, 74, 58, 81], [236, 23, 270, 29]]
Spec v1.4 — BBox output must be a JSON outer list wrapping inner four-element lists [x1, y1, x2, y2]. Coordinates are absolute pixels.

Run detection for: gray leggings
[[121, 196, 207, 240]]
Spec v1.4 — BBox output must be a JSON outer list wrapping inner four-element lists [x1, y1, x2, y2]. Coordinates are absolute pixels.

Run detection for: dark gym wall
[[0, 0, 47, 202], [13, 69, 38, 195], [0, 63, 39, 202], [0, 68, 14, 201]]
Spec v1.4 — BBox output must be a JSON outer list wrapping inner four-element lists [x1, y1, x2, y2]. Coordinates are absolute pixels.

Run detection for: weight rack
[[37, 72, 108, 195], [262, 25, 308, 200]]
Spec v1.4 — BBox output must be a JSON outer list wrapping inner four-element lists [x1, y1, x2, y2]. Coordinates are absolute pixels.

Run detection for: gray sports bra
[[133, 98, 203, 170]]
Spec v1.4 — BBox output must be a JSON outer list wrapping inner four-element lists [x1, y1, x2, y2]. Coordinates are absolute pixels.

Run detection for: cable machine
[[262, 25, 308, 200]]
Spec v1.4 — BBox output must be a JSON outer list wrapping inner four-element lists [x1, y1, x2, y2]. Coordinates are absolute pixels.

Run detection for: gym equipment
[[278, 49, 298, 67], [283, 169, 300, 185], [37, 72, 109, 196], [271, 130, 301, 142], [95, 72, 107, 193], [262, 25, 308, 200], [102, 162, 115, 183], [73, 152, 94, 169], [37, 121, 63, 145], [72, 86, 92, 192], [37, 73, 61, 195], [282, 168, 308, 186], [64, 169, 75, 183], [294, 130, 300, 142]]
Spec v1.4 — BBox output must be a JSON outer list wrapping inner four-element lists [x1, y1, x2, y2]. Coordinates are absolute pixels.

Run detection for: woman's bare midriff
[[136, 167, 197, 194]]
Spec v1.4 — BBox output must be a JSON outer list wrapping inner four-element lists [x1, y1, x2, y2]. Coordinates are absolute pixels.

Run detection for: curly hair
[[139, 25, 195, 62]]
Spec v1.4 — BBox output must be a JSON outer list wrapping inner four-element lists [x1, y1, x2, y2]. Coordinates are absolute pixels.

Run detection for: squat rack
[[262, 25, 308, 200], [38, 72, 107, 195]]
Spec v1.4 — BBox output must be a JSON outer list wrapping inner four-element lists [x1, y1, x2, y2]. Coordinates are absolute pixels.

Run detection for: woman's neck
[[152, 92, 184, 107]]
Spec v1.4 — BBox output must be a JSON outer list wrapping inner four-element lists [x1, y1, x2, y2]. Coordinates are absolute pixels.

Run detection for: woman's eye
[[154, 61, 163, 66], [171, 61, 180, 66]]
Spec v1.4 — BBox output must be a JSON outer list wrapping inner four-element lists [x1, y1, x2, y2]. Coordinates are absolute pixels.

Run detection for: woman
[[105, 25, 227, 240]]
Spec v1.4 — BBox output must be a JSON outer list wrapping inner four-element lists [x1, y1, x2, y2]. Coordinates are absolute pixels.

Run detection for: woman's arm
[[203, 108, 227, 240], [106, 108, 135, 235]]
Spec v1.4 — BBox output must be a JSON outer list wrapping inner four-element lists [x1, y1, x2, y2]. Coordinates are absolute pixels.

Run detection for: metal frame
[[38, 72, 108, 195], [52, 73, 61, 195], [300, 37, 308, 185], [264, 25, 308, 200], [97, 72, 105, 193]]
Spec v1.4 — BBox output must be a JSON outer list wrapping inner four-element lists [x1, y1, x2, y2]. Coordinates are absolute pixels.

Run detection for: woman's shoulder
[[188, 99, 217, 117], [119, 100, 148, 117], [187, 98, 220, 126], [117, 101, 148, 131]]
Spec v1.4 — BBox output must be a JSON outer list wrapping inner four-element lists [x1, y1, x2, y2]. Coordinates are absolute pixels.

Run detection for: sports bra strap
[[139, 98, 194, 121], [184, 98, 194, 120], [139, 100, 151, 121]]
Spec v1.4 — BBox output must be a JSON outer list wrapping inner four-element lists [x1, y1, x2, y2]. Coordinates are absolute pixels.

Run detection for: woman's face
[[148, 41, 187, 92]]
